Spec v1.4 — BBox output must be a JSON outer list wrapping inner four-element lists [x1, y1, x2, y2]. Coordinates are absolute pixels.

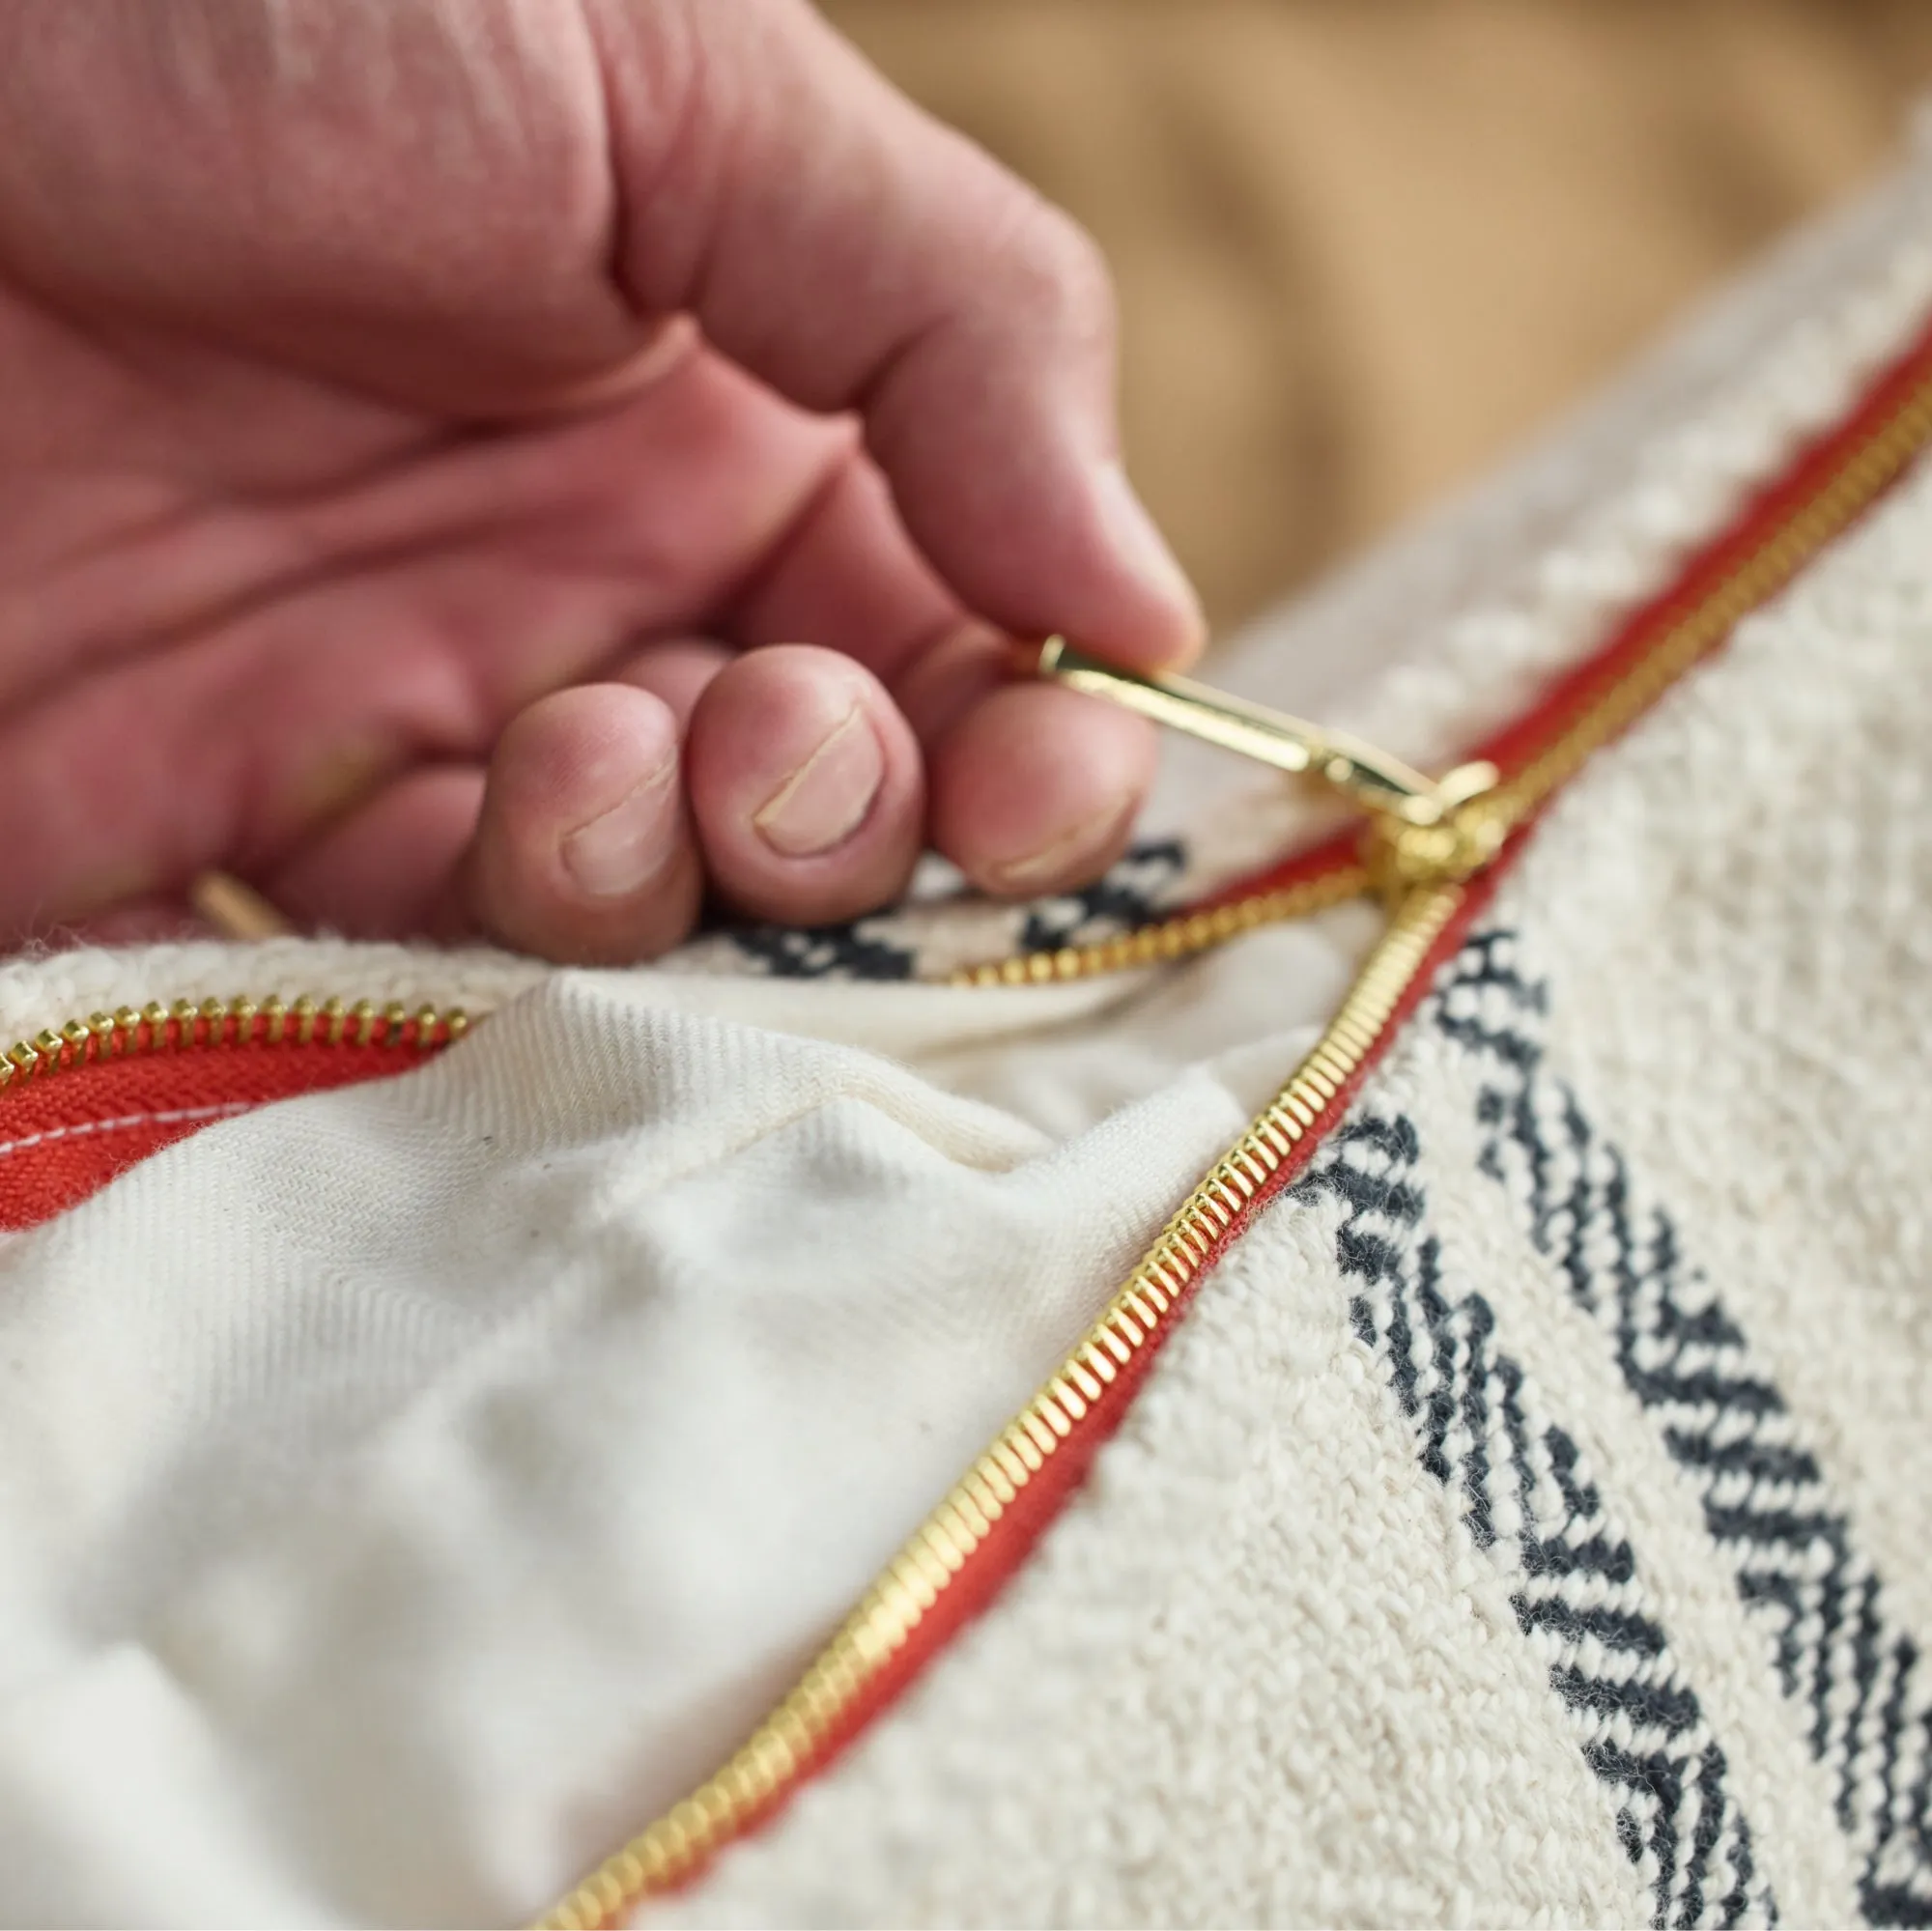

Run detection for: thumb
[[589, 0, 1203, 667]]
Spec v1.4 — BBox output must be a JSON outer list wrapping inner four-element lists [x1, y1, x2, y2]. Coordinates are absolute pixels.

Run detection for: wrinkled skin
[[0, 0, 1202, 961]]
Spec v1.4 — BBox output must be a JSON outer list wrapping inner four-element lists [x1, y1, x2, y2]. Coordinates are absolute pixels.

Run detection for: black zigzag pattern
[[718, 838, 1190, 981], [1012, 838, 1189, 955], [1432, 929, 1932, 1927], [724, 915, 917, 981], [1298, 1117, 1773, 1929]]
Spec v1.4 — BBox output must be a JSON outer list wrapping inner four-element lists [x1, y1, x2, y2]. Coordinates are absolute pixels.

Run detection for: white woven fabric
[[1, 142, 1930, 1928], [668, 436, 1932, 1931]]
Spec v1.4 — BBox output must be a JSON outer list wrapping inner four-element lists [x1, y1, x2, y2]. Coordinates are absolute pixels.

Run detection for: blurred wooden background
[[822, 1, 1932, 634]]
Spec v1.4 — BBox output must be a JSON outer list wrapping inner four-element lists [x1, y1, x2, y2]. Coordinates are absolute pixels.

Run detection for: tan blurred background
[[823, 1, 1932, 635]]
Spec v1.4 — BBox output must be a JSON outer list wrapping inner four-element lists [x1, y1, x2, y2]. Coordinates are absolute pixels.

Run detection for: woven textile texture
[[661, 390, 1932, 1931]]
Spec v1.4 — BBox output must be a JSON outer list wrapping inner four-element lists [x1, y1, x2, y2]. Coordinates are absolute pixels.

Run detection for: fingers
[[252, 640, 733, 951], [252, 425, 1161, 950], [611, 636, 732, 728], [592, 0, 1202, 668], [0, 625, 1148, 961], [682, 645, 923, 925], [464, 683, 701, 965], [463, 646, 922, 960], [265, 766, 486, 941], [718, 446, 1162, 903], [928, 684, 1157, 897], [728, 452, 959, 692], [271, 637, 1134, 962]]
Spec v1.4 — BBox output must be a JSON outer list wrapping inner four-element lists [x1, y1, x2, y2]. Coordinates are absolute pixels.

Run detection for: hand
[[0, 0, 1202, 963]]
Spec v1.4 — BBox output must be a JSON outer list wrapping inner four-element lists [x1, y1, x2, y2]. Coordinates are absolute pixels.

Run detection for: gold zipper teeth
[[0, 994, 470, 1088], [539, 879, 1467, 1931], [946, 862, 1368, 988], [1468, 378, 1932, 839]]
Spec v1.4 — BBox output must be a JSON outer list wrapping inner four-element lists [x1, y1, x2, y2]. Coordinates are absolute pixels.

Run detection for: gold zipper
[[538, 345, 1932, 1926], [536, 877, 1466, 1931], [1034, 637, 1510, 898], [0, 994, 469, 1087], [1033, 635, 1499, 825], [944, 645, 1496, 989], [943, 644, 1497, 989]]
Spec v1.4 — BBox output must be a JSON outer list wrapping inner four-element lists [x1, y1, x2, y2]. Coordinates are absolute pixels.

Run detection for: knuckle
[[944, 136, 1113, 342], [992, 187, 1116, 342]]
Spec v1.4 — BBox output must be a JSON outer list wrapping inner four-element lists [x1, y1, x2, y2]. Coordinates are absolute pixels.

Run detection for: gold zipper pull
[[1028, 636, 1504, 891]]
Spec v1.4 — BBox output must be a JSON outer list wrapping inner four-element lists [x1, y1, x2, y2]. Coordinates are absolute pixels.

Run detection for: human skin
[[0, 0, 1203, 963]]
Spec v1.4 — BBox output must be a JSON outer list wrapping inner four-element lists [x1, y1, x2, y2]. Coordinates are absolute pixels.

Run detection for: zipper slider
[[1028, 636, 1505, 893]]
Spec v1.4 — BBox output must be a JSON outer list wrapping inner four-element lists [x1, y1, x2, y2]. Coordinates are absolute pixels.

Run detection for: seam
[[0, 1100, 256, 1164]]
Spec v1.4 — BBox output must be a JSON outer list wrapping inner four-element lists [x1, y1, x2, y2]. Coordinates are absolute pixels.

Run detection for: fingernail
[[987, 797, 1135, 895], [560, 761, 678, 899], [1092, 462, 1205, 653], [753, 707, 884, 858]]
